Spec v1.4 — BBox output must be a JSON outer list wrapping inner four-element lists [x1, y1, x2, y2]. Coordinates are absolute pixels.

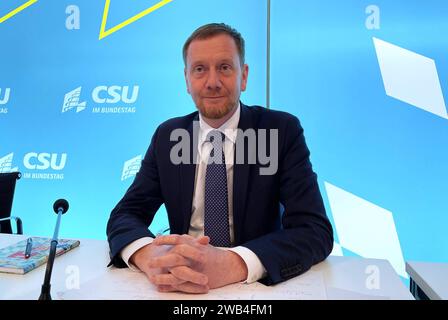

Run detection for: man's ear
[[184, 67, 191, 94], [240, 64, 249, 92]]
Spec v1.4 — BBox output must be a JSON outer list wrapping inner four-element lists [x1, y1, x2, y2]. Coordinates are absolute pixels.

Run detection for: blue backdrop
[[1, 0, 447, 279]]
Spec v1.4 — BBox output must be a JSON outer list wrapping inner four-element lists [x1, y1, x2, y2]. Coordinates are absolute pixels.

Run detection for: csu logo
[[62, 87, 87, 113], [121, 155, 142, 181], [92, 85, 139, 104], [0, 88, 10, 105], [63, 85, 139, 114], [23, 153, 67, 170], [0, 153, 18, 173]]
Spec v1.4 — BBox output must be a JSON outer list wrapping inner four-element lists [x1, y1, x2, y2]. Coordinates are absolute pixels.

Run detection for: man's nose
[[205, 69, 222, 90]]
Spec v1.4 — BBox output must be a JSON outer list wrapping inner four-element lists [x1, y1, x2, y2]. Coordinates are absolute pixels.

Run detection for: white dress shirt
[[121, 103, 267, 283]]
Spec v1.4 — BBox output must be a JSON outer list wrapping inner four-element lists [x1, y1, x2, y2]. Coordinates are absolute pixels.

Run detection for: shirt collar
[[198, 102, 240, 146]]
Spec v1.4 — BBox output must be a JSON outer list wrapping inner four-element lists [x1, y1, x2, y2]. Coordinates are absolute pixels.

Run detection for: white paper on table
[[58, 268, 327, 300]]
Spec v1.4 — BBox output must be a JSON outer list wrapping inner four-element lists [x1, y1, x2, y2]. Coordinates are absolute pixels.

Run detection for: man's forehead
[[186, 34, 239, 63], [188, 35, 237, 54]]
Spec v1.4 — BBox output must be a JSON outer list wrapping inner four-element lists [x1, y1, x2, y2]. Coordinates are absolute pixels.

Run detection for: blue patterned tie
[[204, 130, 231, 247]]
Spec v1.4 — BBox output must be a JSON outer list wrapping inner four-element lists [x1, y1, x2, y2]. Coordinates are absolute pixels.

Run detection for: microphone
[[38, 199, 69, 300]]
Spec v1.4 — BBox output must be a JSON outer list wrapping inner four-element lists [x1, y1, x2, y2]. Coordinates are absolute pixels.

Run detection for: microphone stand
[[39, 204, 64, 300]]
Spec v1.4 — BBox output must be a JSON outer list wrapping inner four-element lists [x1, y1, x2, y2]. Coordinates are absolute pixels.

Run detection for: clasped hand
[[129, 234, 247, 294]]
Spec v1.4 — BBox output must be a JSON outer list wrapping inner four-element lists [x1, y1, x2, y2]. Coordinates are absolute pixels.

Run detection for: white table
[[1, 234, 413, 300], [406, 261, 448, 300]]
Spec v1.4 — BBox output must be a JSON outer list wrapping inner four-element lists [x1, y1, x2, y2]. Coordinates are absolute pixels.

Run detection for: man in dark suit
[[107, 23, 333, 294]]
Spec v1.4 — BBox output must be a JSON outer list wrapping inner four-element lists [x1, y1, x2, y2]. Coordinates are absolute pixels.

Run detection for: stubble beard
[[197, 99, 237, 119]]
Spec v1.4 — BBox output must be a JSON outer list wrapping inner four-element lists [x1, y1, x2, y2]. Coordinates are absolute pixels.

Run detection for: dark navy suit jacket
[[107, 103, 333, 285]]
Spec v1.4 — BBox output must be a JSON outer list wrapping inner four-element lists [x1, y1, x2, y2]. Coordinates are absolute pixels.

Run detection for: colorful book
[[0, 237, 80, 275]]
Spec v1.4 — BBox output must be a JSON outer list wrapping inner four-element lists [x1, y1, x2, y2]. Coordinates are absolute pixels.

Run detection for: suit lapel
[[179, 113, 199, 234], [233, 103, 254, 245]]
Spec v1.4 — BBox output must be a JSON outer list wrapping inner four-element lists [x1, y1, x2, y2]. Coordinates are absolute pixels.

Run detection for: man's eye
[[194, 66, 204, 73], [220, 64, 233, 74]]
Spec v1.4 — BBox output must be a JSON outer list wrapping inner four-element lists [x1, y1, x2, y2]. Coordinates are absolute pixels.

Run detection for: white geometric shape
[[373, 37, 447, 119], [62, 87, 86, 113], [325, 182, 407, 278], [121, 155, 142, 181], [330, 242, 343, 256], [0, 153, 18, 173], [76, 102, 87, 113]]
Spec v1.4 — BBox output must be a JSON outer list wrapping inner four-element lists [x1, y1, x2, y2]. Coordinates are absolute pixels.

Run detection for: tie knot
[[207, 130, 225, 144]]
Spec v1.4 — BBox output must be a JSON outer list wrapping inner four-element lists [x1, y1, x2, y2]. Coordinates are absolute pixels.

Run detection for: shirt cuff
[[120, 237, 154, 271], [226, 246, 267, 283]]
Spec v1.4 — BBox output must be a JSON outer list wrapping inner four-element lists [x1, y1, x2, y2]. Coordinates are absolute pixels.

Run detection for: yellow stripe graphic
[[99, 0, 173, 40], [0, 0, 38, 24]]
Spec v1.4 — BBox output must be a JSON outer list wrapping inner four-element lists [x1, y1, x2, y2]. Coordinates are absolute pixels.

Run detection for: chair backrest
[[0, 172, 21, 233]]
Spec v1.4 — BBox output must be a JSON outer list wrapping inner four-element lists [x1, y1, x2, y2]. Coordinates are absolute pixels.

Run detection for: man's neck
[[200, 103, 239, 129]]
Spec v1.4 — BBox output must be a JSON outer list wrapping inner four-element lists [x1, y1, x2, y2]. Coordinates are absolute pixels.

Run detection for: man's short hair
[[183, 23, 245, 67]]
